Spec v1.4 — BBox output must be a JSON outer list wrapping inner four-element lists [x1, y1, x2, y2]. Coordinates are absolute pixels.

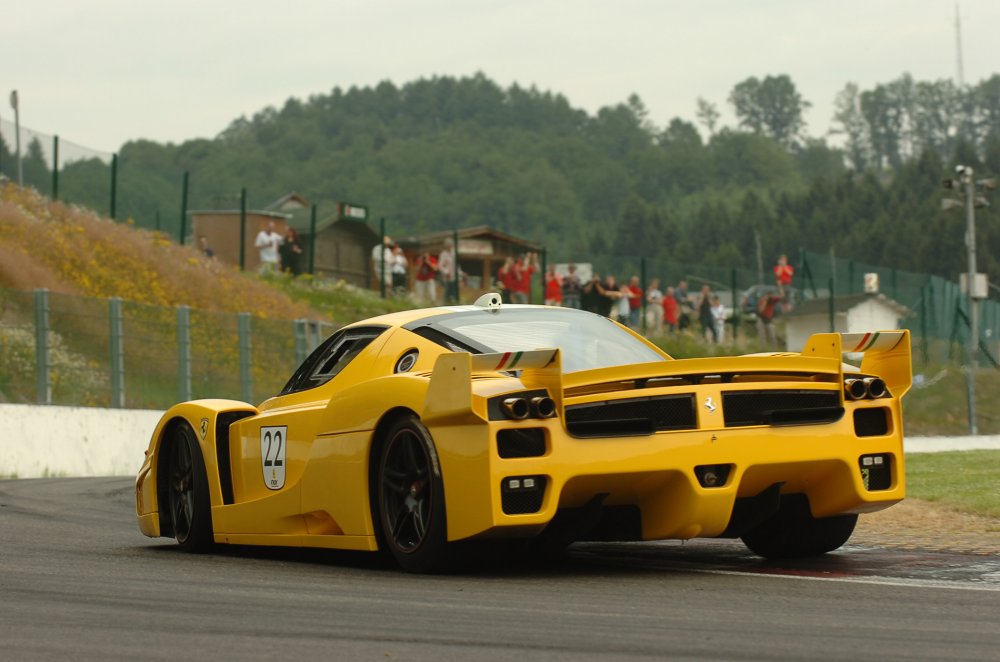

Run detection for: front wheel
[[374, 416, 450, 573], [166, 422, 214, 552], [741, 494, 857, 559]]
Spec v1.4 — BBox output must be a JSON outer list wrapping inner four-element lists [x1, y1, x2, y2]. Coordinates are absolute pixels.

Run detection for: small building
[[783, 293, 909, 352], [191, 209, 290, 272], [399, 226, 544, 299]]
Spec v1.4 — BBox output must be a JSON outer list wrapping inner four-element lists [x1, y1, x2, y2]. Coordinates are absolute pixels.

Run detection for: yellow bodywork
[[136, 304, 911, 552]]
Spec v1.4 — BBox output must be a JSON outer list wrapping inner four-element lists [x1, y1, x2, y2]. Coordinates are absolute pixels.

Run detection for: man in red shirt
[[774, 254, 794, 297], [544, 265, 563, 305], [512, 252, 538, 304], [662, 286, 679, 333], [625, 276, 643, 329]]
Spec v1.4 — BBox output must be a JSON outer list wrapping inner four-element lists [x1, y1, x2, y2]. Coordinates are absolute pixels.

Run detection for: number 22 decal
[[260, 426, 287, 490]]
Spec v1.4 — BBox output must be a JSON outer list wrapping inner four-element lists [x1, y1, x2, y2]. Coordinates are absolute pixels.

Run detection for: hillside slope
[[0, 181, 318, 320]]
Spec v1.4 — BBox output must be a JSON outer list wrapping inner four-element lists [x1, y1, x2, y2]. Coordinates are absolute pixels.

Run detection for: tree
[[728, 75, 811, 148], [695, 97, 720, 136], [830, 83, 870, 171]]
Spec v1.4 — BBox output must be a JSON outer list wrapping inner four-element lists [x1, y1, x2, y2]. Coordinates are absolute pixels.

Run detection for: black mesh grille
[[565, 395, 696, 437], [854, 408, 889, 437], [497, 428, 546, 458], [723, 390, 842, 427], [501, 476, 547, 514], [860, 455, 892, 490]]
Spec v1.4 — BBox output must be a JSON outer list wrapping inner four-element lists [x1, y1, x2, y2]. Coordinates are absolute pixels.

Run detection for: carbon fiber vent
[[722, 390, 842, 427], [565, 394, 696, 437]]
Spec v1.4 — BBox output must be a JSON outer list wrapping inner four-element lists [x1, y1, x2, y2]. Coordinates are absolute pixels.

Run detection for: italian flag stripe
[[509, 351, 524, 368], [851, 332, 872, 352], [494, 352, 511, 370]]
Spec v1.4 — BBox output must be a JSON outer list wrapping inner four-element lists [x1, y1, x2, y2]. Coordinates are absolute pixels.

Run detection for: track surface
[[2, 478, 999, 661]]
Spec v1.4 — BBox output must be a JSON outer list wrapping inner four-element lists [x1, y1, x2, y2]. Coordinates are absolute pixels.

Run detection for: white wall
[[0, 404, 997, 479], [0, 403, 163, 478]]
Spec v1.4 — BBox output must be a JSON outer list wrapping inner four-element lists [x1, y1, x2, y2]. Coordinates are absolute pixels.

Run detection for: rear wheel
[[166, 422, 214, 552], [374, 416, 449, 573], [741, 494, 857, 559]]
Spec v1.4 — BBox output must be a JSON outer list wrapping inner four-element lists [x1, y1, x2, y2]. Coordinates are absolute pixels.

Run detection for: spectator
[[390, 244, 408, 294], [625, 276, 643, 329], [438, 238, 459, 304], [198, 235, 215, 259], [600, 274, 622, 319], [544, 265, 563, 306], [676, 279, 693, 331], [774, 254, 794, 298], [711, 295, 727, 344], [255, 221, 283, 274], [697, 284, 717, 343], [414, 251, 438, 303], [645, 278, 664, 335], [497, 257, 516, 302], [581, 272, 604, 314], [511, 252, 538, 304], [279, 227, 304, 276], [371, 236, 394, 290], [662, 286, 679, 334], [561, 263, 582, 309], [757, 292, 782, 345]]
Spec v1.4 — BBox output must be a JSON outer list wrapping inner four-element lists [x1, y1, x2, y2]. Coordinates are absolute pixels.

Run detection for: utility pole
[[9, 90, 22, 185], [955, 3, 965, 87], [943, 166, 995, 435]]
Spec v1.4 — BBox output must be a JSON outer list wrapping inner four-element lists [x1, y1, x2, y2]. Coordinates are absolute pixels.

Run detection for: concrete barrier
[[1, 403, 999, 478], [0, 403, 163, 478]]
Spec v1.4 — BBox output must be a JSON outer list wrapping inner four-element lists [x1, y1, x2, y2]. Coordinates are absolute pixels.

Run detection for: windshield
[[406, 307, 666, 373]]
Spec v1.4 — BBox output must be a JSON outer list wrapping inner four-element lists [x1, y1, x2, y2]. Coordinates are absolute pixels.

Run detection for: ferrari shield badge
[[260, 426, 287, 490], [199, 418, 209, 440]]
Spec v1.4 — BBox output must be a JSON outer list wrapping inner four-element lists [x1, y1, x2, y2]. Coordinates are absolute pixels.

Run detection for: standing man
[[371, 236, 394, 292], [255, 221, 283, 273], [625, 276, 643, 329], [774, 254, 794, 298], [438, 238, 458, 304], [561, 263, 582, 309]]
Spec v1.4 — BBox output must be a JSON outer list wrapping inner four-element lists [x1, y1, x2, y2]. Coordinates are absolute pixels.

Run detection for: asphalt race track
[[2, 478, 999, 661]]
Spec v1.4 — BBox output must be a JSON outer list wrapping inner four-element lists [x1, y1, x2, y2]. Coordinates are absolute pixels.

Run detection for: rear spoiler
[[803, 330, 912, 398]]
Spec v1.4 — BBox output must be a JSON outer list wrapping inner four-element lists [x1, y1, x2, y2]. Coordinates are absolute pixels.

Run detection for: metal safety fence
[[0, 286, 336, 409]]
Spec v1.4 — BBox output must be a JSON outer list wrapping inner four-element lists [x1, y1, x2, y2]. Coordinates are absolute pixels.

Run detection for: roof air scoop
[[474, 292, 503, 312]]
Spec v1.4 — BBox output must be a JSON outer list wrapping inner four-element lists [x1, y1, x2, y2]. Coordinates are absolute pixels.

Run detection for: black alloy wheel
[[376, 416, 449, 572], [166, 422, 213, 552]]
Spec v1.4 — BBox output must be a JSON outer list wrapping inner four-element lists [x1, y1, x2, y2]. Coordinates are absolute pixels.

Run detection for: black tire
[[165, 422, 214, 552], [741, 494, 857, 559], [373, 415, 450, 573]]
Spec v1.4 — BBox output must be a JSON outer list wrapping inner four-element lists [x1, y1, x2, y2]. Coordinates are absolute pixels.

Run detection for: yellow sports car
[[136, 294, 911, 572]]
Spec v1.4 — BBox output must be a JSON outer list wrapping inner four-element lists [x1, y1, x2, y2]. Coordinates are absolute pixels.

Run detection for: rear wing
[[803, 330, 912, 398]]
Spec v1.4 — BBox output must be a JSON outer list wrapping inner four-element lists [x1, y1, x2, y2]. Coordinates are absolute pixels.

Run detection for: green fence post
[[920, 285, 929, 365], [828, 277, 835, 332], [109, 153, 118, 220], [34, 289, 51, 405], [51, 135, 59, 201], [847, 261, 855, 294], [239, 312, 252, 402], [453, 228, 460, 304], [731, 267, 739, 342], [640, 257, 647, 333], [294, 319, 308, 366], [178, 305, 192, 402], [179, 171, 189, 244], [109, 297, 125, 408], [239, 187, 247, 270], [308, 204, 317, 275], [379, 217, 386, 299]]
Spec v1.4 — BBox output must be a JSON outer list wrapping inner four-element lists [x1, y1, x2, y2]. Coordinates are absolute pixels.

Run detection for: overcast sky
[[2, 0, 997, 154]]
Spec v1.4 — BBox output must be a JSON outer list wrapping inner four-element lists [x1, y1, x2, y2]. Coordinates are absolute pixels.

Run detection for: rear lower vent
[[723, 390, 841, 427], [497, 428, 546, 458], [565, 394, 696, 438], [854, 407, 889, 437], [501, 476, 547, 514]]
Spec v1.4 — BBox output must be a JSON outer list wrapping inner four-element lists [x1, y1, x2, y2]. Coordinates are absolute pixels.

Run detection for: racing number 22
[[259, 426, 287, 490]]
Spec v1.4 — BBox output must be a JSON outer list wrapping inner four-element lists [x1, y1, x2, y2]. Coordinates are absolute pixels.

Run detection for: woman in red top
[[662, 286, 679, 333], [544, 265, 563, 306]]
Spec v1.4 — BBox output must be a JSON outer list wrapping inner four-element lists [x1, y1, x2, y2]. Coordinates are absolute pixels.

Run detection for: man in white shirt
[[372, 236, 394, 291], [255, 221, 283, 273], [438, 238, 458, 304]]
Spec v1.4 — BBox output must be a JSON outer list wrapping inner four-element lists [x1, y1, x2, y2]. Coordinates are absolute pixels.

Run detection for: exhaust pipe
[[502, 397, 530, 419], [863, 377, 887, 399], [530, 396, 556, 418], [844, 378, 867, 400]]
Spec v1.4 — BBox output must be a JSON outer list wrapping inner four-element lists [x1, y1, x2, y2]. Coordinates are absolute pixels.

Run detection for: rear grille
[[723, 390, 842, 427], [854, 407, 889, 436], [501, 476, 547, 514], [497, 428, 546, 458], [565, 394, 696, 437]]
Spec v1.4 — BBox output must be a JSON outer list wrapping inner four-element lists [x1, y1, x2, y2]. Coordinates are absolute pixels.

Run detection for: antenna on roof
[[955, 3, 965, 87]]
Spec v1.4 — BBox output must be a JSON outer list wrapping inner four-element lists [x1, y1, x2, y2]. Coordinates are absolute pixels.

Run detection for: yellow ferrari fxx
[[136, 294, 911, 572]]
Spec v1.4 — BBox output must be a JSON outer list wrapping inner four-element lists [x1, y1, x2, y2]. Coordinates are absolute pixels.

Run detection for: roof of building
[[404, 225, 543, 251], [785, 292, 909, 318]]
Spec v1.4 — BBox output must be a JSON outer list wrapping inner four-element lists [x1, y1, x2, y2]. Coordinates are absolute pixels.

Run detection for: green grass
[[266, 272, 417, 323], [903, 365, 1000, 436], [906, 450, 1000, 518]]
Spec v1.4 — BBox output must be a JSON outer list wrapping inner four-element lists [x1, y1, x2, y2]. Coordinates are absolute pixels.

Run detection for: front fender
[[135, 399, 258, 536]]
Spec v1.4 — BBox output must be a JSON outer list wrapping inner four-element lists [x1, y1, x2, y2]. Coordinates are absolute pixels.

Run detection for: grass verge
[[906, 450, 1000, 518]]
